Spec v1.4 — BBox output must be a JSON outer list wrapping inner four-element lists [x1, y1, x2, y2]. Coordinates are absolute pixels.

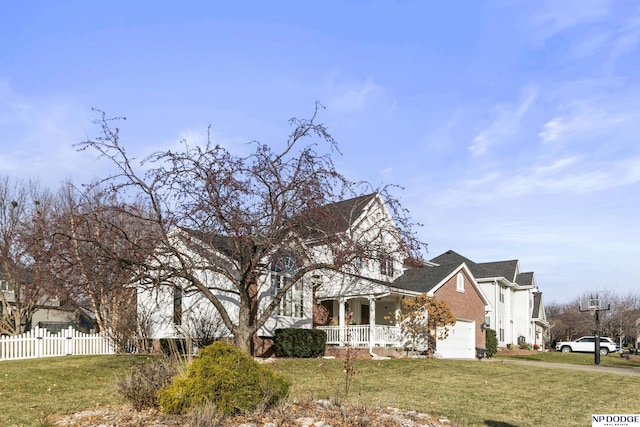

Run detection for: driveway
[[489, 358, 640, 376]]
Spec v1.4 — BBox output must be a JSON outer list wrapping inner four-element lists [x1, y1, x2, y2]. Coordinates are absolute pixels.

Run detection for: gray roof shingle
[[430, 250, 521, 282], [392, 261, 462, 293]]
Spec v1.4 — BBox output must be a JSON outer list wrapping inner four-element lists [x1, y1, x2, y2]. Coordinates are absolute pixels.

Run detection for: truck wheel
[[599, 348, 609, 356], [561, 346, 571, 353]]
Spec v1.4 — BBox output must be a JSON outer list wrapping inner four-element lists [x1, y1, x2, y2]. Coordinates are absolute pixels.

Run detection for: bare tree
[[0, 177, 58, 335], [601, 293, 640, 346], [546, 298, 593, 343], [77, 106, 425, 354], [47, 183, 159, 350]]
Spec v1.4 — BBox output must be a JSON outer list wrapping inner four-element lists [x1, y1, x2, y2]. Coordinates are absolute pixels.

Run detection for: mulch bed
[[47, 399, 452, 427]]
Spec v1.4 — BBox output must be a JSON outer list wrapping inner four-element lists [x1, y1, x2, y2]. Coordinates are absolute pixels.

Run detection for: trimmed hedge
[[273, 328, 327, 358], [485, 328, 498, 358], [158, 341, 290, 415]]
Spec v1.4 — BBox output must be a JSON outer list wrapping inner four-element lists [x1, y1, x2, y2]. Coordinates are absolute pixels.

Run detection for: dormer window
[[379, 254, 394, 277]]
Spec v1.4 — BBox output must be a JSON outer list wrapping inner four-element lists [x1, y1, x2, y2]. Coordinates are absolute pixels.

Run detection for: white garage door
[[435, 320, 475, 359]]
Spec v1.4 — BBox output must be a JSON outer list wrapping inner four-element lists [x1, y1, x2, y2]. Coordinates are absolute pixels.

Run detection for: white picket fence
[[0, 326, 115, 361]]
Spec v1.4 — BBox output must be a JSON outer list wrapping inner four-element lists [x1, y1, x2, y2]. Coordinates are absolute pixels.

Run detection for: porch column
[[369, 296, 376, 352], [338, 297, 346, 346]]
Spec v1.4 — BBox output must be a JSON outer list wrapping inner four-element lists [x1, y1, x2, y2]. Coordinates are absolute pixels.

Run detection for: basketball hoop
[[579, 292, 611, 314], [578, 292, 611, 365]]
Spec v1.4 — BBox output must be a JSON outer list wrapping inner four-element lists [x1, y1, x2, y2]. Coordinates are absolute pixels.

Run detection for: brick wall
[[433, 269, 487, 348]]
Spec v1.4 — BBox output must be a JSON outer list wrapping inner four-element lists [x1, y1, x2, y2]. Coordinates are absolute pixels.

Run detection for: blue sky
[[2, 1, 639, 304]]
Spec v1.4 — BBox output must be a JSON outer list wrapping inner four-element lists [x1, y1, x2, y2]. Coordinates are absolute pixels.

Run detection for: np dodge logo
[[593, 414, 640, 426]]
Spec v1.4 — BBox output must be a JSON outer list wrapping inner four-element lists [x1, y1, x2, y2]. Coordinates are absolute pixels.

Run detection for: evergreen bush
[[158, 341, 290, 415], [273, 328, 326, 358], [485, 328, 498, 358]]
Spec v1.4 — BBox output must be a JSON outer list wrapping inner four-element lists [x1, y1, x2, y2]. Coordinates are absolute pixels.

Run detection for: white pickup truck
[[555, 336, 618, 356]]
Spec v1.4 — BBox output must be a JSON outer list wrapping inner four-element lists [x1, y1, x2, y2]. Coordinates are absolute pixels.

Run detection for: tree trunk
[[233, 325, 254, 355]]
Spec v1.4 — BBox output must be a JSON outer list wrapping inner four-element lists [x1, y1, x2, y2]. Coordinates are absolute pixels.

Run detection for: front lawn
[[0, 355, 150, 427], [1, 354, 639, 426], [272, 357, 640, 426], [495, 350, 640, 368]]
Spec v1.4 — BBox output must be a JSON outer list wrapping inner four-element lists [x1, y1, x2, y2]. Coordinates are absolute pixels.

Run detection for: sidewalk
[[490, 358, 640, 376]]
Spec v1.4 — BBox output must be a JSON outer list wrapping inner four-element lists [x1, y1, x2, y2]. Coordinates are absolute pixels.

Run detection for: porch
[[317, 324, 401, 347]]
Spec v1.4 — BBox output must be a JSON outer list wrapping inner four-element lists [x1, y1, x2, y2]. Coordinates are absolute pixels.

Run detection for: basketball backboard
[[579, 291, 611, 312]]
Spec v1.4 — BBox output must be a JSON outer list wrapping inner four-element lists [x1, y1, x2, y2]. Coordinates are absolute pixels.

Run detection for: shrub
[[273, 328, 326, 358], [116, 358, 178, 411], [159, 338, 190, 356], [158, 341, 290, 415], [485, 328, 498, 358]]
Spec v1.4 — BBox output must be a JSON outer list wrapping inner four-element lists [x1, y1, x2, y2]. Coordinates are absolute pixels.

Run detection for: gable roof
[[516, 272, 534, 286], [476, 260, 519, 282], [430, 250, 520, 283], [392, 261, 490, 306], [290, 193, 378, 238], [177, 193, 380, 261], [532, 292, 543, 319], [392, 262, 462, 293]]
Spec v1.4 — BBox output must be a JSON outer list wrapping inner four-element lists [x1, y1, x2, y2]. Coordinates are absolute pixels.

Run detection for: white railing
[[317, 325, 401, 347], [0, 326, 115, 361]]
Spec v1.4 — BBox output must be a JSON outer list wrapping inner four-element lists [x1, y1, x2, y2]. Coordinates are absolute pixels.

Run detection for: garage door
[[435, 320, 475, 359]]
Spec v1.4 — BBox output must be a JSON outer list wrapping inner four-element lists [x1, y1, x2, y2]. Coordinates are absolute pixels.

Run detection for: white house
[[430, 250, 549, 348], [137, 193, 423, 356], [137, 195, 548, 357]]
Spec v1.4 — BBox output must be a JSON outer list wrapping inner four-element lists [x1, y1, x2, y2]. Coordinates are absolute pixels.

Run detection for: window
[[0, 280, 14, 292], [499, 286, 505, 303], [271, 256, 303, 317], [499, 315, 505, 342], [379, 254, 394, 277], [173, 285, 183, 325], [354, 255, 364, 270], [456, 273, 464, 292]]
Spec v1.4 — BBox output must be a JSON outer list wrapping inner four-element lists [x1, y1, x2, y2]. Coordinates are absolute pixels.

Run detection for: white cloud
[[539, 102, 636, 144], [432, 156, 640, 209], [469, 90, 537, 156], [325, 73, 389, 117], [533, 156, 579, 174], [530, 0, 612, 41]]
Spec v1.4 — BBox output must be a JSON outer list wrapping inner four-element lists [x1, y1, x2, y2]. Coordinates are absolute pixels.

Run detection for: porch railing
[[317, 325, 401, 347]]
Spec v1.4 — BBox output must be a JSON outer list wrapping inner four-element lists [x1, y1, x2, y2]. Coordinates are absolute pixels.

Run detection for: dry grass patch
[[271, 358, 640, 427], [2, 354, 640, 426]]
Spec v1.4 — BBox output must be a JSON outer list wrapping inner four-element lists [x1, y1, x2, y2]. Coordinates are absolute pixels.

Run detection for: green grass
[[0, 355, 150, 427], [270, 357, 640, 427], [495, 350, 640, 368], [1, 353, 639, 426]]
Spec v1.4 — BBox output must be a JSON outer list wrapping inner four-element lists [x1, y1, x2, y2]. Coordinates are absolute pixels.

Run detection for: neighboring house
[[429, 250, 549, 348], [0, 275, 85, 335], [392, 261, 490, 358]]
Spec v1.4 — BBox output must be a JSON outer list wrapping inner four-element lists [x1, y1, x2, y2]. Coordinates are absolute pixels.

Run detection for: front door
[[361, 304, 369, 324]]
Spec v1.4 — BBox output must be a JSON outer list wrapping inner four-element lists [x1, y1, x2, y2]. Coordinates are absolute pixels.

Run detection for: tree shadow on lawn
[[485, 421, 519, 427]]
